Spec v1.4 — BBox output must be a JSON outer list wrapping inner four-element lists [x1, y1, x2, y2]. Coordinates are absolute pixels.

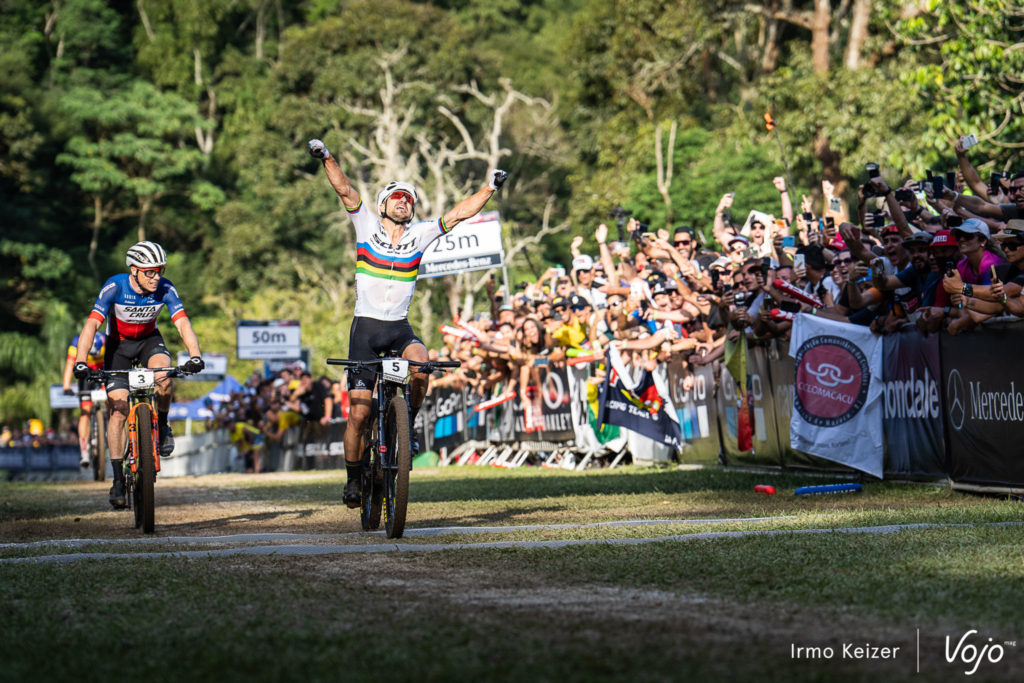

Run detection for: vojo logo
[[946, 369, 966, 431]]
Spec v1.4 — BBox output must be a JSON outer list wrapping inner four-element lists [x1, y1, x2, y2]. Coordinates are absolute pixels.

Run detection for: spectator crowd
[[421, 137, 1024, 407]]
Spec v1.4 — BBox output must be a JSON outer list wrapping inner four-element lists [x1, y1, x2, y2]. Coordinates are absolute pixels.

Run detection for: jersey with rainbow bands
[[89, 273, 187, 340], [348, 200, 449, 321]]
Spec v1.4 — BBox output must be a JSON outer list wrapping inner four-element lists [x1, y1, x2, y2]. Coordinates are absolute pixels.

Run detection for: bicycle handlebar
[[85, 366, 193, 381], [326, 358, 461, 374]]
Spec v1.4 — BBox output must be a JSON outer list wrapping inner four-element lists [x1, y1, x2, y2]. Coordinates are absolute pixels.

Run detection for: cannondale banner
[[940, 320, 1024, 486], [882, 329, 945, 477], [790, 315, 884, 478]]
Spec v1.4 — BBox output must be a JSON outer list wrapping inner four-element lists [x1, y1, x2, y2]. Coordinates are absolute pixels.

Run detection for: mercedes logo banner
[[941, 321, 1024, 485], [790, 315, 885, 479]]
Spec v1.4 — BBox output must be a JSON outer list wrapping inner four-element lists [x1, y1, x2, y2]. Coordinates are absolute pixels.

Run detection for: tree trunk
[[655, 121, 677, 228], [137, 196, 152, 242], [811, 0, 831, 73], [89, 195, 102, 283], [844, 0, 871, 70]]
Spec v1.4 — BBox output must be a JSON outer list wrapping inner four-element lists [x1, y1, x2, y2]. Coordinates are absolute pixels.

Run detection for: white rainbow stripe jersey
[[348, 200, 451, 321]]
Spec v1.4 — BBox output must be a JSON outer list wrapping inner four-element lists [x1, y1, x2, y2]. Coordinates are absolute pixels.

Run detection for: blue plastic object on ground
[[794, 483, 863, 496]]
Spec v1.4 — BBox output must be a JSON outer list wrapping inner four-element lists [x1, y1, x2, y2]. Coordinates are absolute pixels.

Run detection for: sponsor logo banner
[[790, 315, 884, 478]]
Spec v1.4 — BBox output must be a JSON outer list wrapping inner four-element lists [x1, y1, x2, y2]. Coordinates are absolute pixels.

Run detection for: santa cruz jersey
[[89, 273, 187, 340], [348, 200, 451, 321]]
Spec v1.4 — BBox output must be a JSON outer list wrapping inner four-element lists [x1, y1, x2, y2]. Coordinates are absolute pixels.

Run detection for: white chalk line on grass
[[2, 520, 1022, 564], [0, 517, 789, 550]]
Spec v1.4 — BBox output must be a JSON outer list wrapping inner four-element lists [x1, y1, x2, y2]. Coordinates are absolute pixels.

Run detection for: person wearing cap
[[935, 218, 1008, 333], [794, 243, 839, 306], [727, 234, 750, 265], [987, 221, 1024, 317], [571, 253, 607, 308], [870, 231, 936, 317]]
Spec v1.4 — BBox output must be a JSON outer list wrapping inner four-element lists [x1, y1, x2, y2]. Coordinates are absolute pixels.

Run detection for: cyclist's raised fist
[[489, 169, 508, 191], [183, 356, 205, 374], [73, 362, 90, 380], [308, 138, 331, 160]]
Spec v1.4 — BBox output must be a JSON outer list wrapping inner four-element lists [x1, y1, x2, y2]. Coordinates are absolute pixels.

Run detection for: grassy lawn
[[2, 466, 1022, 681]]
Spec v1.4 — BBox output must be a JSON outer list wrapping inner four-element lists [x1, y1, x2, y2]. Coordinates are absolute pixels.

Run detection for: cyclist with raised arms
[[308, 137, 507, 508], [61, 330, 106, 468], [72, 241, 205, 508]]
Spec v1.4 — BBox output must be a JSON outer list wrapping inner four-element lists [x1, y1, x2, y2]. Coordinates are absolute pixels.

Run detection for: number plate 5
[[382, 359, 410, 384], [128, 369, 156, 390]]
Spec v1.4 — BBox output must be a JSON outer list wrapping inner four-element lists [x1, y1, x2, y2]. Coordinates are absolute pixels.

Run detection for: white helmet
[[376, 181, 418, 218], [126, 241, 167, 268]]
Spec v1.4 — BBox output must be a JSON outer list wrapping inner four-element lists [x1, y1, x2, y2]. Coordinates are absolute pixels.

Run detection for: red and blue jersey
[[88, 273, 187, 340]]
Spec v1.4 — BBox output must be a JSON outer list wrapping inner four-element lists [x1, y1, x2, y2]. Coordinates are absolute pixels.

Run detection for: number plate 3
[[128, 369, 156, 390], [382, 359, 410, 384]]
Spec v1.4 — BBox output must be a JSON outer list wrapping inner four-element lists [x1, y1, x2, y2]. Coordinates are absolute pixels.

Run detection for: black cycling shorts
[[104, 332, 171, 393], [346, 317, 423, 392]]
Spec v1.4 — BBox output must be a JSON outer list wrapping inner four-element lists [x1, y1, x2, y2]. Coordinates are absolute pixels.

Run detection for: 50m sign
[[237, 320, 301, 359]]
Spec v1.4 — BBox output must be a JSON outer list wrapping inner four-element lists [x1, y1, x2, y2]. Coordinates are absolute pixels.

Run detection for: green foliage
[[1, 0, 1019, 425]]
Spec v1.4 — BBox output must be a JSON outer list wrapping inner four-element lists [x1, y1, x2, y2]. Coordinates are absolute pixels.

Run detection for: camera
[[894, 188, 915, 202], [866, 162, 880, 179], [991, 172, 1005, 196], [733, 291, 749, 308], [514, 281, 528, 290], [609, 206, 633, 242]]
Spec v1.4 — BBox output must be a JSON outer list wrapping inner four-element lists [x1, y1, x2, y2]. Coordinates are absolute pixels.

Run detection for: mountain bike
[[327, 356, 460, 538], [85, 365, 190, 533]]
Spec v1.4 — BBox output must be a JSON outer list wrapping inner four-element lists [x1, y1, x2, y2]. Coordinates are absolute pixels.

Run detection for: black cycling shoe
[[343, 478, 361, 509], [159, 424, 175, 456], [109, 478, 126, 509]]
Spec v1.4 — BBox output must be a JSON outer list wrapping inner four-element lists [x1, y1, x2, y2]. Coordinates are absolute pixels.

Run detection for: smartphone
[[945, 171, 956, 190], [710, 269, 721, 290], [760, 257, 772, 279], [990, 172, 1004, 196], [944, 263, 956, 278], [779, 300, 801, 313], [866, 162, 880, 179], [793, 253, 806, 270], [553, 267, 565, 277], [961, 133, 979, 149], [932, 177, 944, 197], [828, 197, 842, 213], [722, 283, 733, 294], [894, 188, 915, 202], [993, 264, 1013, 283], [825, 217, 835, 230], [801, 212, 813, 222], [782, 235, 796, 248]]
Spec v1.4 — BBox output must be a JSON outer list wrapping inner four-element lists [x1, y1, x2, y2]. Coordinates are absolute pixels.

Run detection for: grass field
[[2, 465, 1022, 682]]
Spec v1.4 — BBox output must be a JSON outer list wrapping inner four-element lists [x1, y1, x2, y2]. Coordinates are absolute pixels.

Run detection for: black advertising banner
[[666, 359, 720, 464], [882, 329, 946, 477], [463, 388, 487, 442], [941, 320, 1024, 486], [513, 363, 575, 442], [429, 385, 464, 453], [413, 401, 429, 454]]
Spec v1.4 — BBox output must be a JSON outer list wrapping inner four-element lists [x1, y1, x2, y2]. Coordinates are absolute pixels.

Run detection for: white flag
[[789, 314, 884, 478]]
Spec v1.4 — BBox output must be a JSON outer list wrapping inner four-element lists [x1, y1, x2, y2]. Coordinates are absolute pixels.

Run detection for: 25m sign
[[236, 320, 301, 360]]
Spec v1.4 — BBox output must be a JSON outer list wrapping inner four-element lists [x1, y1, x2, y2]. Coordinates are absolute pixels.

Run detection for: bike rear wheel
[[383, 395, 411, 539], [92, 409, 106, 482], [360, 417, 383, 531], [133, 404, 156, 534]]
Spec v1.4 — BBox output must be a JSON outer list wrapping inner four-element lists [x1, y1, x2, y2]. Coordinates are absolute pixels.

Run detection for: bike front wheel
[[360, 417, 383, 531], [133, 404, 156, 534], [92, 409, 106, 482], [382, 395, 411, 539]]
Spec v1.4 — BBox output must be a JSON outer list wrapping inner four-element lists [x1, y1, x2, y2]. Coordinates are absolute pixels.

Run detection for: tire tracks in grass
[[3, 518, 1023, 564]]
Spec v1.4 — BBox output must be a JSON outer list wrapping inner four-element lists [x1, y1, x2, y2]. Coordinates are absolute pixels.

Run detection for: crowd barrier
[[15, 319, 1023, 490]]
